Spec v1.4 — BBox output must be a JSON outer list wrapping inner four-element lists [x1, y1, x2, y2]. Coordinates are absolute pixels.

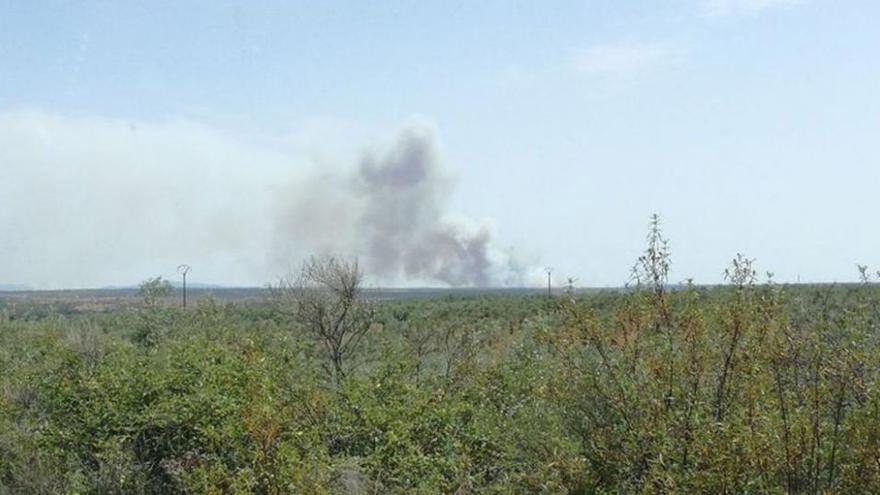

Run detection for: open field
[[0, 287, 592, 318], [3, 274, 880, 493]]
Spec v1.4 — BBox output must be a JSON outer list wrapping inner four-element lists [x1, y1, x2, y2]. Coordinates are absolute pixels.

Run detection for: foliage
[[3, 234, 880, 492], [139, 276, 174, 307]]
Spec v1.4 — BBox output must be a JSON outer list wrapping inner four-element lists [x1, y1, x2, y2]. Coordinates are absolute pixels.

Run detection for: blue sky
[[1, 1, 879, 288]]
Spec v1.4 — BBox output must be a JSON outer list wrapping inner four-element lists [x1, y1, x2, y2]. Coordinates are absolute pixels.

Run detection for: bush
[[3, 230, 880, 492]]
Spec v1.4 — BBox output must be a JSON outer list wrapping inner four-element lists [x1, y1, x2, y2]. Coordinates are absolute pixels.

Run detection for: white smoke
[[0, 111, 532, 288], [275, 124, 528, 286]]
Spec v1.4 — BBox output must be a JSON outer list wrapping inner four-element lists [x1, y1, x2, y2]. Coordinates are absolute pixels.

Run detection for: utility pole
[[545, 267, 553, 297], [177, 264, 191, 308]]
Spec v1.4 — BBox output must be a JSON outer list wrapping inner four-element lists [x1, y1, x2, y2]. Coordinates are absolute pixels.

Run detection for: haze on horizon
[[1, 1, 879, 290]]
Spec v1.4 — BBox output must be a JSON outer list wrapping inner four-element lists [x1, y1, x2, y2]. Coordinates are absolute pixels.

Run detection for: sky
[[1, 0, 879, 289]]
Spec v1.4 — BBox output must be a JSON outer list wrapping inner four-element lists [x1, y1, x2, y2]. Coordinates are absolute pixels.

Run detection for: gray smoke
[[0, 111, 532, 288], [278, 125, 526, 287], [0, 110, 289, 289]]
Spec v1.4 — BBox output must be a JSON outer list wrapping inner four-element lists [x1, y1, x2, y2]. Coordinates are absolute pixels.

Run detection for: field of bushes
[[3, 235, 880, 493]]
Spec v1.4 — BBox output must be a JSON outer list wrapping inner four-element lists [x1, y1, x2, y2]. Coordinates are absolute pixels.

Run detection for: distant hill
[[174, 282, 229, 289], [100, 281, 230, 290], [0, 284, 31, 291]]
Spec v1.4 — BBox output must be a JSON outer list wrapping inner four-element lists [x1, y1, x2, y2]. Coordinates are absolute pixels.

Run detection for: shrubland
[[3, 231, 880, 493]]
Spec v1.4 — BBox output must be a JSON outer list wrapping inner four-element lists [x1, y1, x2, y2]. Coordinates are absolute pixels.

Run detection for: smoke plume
[[276, 124, 526, 287], [0, 111, 530, 288]]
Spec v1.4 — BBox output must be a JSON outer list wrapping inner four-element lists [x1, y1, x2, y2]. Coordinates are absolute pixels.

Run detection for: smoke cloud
[[0, 110, 293, 288], [0, 111, 532, 289], [277, 124, 526, 286]]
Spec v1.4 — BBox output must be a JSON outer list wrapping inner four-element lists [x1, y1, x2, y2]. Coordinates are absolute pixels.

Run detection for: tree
[[139, 276, 173, 307], [275, 256, 373, 380]]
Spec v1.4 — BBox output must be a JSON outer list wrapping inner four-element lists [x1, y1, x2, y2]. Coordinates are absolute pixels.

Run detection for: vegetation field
[[3, 252, 880, 493]]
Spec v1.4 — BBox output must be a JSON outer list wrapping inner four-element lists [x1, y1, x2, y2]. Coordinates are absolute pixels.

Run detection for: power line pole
[[545, 267, 553, 297], [177, 264, 191, 308]]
